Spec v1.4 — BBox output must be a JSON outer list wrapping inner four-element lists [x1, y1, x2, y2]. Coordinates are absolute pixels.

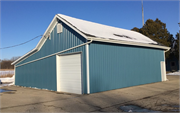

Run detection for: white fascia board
[[36, 16, 58, 50], [87, 37, 170, 50], [11, 48, 37, 65], [12, 16, 58, 65]]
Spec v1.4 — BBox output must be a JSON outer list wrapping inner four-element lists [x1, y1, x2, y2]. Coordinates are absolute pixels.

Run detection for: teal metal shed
[[12, 14, 170, 94]]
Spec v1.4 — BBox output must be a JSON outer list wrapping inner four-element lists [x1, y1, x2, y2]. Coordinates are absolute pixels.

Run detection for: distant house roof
[[58, 14, 157, 44]]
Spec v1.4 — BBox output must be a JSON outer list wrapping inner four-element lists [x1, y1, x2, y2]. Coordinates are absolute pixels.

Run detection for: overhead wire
[[0, 35, 43, 49]]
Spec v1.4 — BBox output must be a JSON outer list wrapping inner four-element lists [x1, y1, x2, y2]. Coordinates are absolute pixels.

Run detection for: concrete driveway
[[0, 75, 179, 112]]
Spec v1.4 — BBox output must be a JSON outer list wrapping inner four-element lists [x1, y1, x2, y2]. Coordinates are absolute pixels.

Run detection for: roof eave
[[11, 48, 38, 65], [87, 36, 170, 50]]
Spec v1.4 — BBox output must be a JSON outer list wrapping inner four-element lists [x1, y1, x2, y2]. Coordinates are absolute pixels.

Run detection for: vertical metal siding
[[17, 22, 86, 65], [89, 42, 164, 93], [15, 20, 87, 93], [15, 56, 56, 90]]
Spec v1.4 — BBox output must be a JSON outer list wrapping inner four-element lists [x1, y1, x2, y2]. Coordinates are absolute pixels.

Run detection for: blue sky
[[0, 1, 179, 60]]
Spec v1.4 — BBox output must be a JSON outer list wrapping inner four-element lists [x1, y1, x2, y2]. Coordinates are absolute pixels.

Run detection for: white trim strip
[[163, 51, 168, 81], [15, 39, 93, 68], [86, 44, 90, 94], [87, 37, 170, 50], [161, 61, 166, 81]]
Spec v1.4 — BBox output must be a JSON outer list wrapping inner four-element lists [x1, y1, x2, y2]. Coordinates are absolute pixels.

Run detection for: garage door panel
[[60, 65, 81, 67], [59, 54, 82, 94], [60, 70, 81, 73], [59, 69, 81, 71], [60, 58, 81, 62], [60, 87, 81, 90], [60, 84, 81, 88], [59, 75, 81, 78], [59, 79, 82, 82], [60, 72, 81, 74], [60, 88, 81, 93]]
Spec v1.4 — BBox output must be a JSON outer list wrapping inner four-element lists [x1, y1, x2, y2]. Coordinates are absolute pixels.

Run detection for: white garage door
[[59, 54, 82, 94]]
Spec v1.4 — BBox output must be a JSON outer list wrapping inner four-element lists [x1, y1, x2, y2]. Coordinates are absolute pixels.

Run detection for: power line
[[0, 35, 43, 49]]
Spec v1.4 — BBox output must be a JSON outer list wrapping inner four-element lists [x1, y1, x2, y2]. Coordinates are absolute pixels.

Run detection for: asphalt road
[[0, 75, 179, 112]]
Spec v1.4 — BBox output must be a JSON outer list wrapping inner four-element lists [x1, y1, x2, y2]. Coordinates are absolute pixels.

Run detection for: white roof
[[58, 14, 157, 44]]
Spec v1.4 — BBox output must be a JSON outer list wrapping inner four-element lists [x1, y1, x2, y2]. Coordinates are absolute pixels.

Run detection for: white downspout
[[164, 48, 170, 81], [86, 38, 93, 94]]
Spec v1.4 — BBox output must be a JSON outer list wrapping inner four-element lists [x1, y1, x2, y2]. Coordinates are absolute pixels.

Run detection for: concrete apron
[[0, 75, 179, 112]]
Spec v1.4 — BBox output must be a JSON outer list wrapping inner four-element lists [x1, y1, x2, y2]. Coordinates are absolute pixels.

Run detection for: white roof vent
[[57, 23, 62, 34]]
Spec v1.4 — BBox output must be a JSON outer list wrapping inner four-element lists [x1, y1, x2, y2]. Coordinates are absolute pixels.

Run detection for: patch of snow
[[167, 71, 180, 75], [0, 70, 14, 76], [0, 75, 15, 83], [0, 83, 12, 87], [119, 105, 158, 112], [58, 14, 157, 44], [8, 82, 14, 86]]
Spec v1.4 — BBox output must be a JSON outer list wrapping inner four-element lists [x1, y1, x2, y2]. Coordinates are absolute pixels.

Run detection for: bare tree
[[0, 56, 21, 69]]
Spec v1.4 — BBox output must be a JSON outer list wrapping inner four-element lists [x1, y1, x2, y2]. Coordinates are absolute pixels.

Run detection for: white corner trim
[[56, 55, 60, 92], [87, 37, 170, 50], [163, 51, 168, 81], [86, 44, 90, 94], [161, 61, 167, 81]]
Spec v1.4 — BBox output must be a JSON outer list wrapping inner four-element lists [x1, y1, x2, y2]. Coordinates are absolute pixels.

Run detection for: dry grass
[[0, 69, 14, 78], [0, 74, 14, 78]]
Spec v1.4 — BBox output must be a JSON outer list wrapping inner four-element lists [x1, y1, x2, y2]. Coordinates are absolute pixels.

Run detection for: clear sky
[[0, 1, 179, 60]]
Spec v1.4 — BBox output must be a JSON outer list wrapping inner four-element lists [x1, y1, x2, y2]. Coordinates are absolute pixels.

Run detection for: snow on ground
[[0, 75, 14, 83], [0, 83, 13, 87], [167, 71, 180, 75], [0, 75, 15, 87], [0, 70, 14, 76]]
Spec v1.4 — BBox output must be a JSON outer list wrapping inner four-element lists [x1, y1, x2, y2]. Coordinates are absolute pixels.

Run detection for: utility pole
[[178, 22, 180, 72], [142, 0, 144, 26]]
